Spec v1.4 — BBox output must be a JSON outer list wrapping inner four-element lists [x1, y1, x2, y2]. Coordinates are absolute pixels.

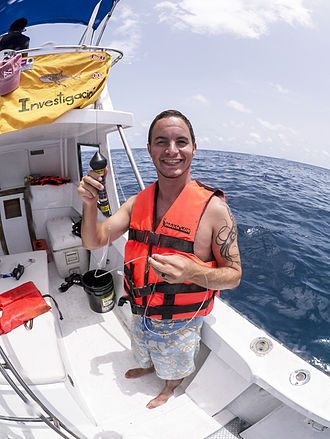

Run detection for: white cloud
[[257, 118, 285, 130], [249, 132, 262, 142], [270, 82, 290, 94], [227, 100, 252, 113], [278, 133, 291, 146], [105, 6, 141, 57], [230, 121, 245, 128], [141, 120, 151, 128], [197, 136, 211, 144], [155, 0, 313, 39], [191, 94, 209, 105], [257, 118, 296, 134]]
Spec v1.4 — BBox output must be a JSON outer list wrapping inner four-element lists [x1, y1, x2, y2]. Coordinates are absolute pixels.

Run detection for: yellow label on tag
[[102, 291, 115, 308]]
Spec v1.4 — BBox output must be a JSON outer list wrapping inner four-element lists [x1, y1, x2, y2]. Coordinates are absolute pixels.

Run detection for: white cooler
[[46, 216, 89, 278]]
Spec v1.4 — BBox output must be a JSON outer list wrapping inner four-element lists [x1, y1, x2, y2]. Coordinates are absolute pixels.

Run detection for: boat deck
[[48, 261, 220, 438], [1, 250, 329, 438]]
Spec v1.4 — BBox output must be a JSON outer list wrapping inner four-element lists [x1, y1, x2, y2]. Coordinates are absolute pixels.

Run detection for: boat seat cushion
[[0, 307, 66, 385], [0, 251, 66, 385]]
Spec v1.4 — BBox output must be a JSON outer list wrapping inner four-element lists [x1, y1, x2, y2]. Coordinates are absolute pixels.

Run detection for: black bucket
[[82, 269, 115, 313]]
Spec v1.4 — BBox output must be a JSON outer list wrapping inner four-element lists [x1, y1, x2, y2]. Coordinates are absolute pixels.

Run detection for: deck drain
[[250, 337, 273, 356], [289, 369, 311, 386]]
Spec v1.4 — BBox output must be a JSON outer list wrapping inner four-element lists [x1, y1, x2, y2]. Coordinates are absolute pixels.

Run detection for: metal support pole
[[117, 125, 145, 191], [79, 0, 101, 45], [95, 0, 120, 46]]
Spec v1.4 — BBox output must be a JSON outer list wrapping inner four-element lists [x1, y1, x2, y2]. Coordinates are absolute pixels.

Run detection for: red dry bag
[[0, 282, 51, 334]]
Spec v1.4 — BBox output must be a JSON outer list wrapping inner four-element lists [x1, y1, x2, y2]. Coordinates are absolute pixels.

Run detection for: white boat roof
[[0, 108, 134, 149]]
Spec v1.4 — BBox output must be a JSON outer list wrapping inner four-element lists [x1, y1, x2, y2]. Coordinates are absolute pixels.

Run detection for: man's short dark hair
[[148, 110, 195, 145]]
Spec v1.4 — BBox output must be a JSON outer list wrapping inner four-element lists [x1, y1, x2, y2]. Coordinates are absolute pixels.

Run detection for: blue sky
[[28, 0, 330, 169]]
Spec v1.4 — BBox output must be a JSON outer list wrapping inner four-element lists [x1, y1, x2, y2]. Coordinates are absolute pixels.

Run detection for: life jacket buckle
[[118, 295, 145, 316], [146, 231, 161, 247], [118, 296, 129, 307]]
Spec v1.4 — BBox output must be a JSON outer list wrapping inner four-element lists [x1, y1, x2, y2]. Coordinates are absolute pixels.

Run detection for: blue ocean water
[[82, 148, 330, 376]]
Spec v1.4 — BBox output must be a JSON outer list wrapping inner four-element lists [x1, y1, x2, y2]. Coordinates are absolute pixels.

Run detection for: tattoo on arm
[[215, 205, 241, 267]]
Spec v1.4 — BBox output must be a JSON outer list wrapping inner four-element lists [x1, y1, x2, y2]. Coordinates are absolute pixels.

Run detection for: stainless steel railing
[[0, 344, 85, 439]]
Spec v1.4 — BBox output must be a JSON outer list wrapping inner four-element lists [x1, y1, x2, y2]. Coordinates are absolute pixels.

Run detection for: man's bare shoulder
[[108, 194, 137, 226], [204, 194, 231, 222], [118, 194, 137, 214], [103, 195, 138, 241], [197, 194, 232, 233], [126, 194, 137, 207], [203, 195, 238, 247], [195, 194, 239, 264]]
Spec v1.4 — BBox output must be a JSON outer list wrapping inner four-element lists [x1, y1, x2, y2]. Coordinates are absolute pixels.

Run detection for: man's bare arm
[[205, 201, 242, 288], [81, 196, 136, 249], [214, 203, 241, 270], [78, 169, 135, 249]]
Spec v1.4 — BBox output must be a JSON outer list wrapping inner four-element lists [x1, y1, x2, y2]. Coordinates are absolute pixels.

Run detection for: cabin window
[[30, 149, 45, 156], [78, 144, 100, 179], [4, 198, 22, 219], [29, 145, 60, 177]]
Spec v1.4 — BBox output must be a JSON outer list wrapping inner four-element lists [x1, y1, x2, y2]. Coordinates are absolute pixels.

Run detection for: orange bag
[[0, 282, 51, 334]]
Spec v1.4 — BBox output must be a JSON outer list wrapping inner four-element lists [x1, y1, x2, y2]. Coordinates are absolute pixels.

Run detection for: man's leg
[[127, 315, 154, 378], [124, 368, 181, 408], [125, 366, 154, 378], [126, 316, 202, 409], [146, 378, 183, 409], [145, 317, 203, 408]]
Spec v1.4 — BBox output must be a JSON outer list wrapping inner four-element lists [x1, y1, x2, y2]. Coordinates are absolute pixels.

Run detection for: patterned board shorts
[[130, 314, 204, 380]]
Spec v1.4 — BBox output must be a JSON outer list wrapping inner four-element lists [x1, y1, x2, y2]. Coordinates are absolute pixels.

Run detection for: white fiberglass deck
[[1, 251, 329, 438], [48, 262, 220, 439]]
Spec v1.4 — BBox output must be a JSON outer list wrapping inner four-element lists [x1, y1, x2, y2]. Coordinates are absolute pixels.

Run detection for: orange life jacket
[[121, 180, 225, 320], [26, 176, 71, 186]]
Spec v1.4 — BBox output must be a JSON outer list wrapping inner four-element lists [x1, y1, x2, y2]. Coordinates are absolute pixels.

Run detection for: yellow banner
[[0, 51, 112, 135]]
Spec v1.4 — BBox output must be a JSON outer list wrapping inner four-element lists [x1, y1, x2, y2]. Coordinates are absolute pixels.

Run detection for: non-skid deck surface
[[49, 263, 220, 438]]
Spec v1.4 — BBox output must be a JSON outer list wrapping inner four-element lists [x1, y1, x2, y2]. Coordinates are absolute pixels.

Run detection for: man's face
[[148, 117, 196, 180]]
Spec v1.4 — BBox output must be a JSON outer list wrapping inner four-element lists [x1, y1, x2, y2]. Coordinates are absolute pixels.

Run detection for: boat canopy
[[0, 0, 120, 35]]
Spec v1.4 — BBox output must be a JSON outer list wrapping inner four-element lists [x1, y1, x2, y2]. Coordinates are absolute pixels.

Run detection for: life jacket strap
[[196, 181, 225, 199], [118, 293, 216, 319], [128, 228, 194, 253], [124, 265, 208, 298]]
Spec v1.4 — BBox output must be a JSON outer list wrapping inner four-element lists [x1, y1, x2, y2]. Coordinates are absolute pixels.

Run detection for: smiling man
[[78, 109, 241, 409]]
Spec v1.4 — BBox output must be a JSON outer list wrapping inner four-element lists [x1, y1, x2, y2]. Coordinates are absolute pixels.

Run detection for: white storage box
[[46, 217, 89, 278]]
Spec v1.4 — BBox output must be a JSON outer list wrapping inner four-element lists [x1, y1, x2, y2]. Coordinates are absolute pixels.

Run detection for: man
[[0, 18, 30, 55], [78, 110, 241, 409]]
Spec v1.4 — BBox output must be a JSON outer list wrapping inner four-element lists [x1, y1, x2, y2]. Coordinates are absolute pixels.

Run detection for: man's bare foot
[[125, 366, 154, 379], [146, 378, 183, 409]]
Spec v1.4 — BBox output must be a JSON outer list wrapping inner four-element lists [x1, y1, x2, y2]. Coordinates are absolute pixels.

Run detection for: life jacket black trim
[[128, 228, 194, 253], [124, 264, 210, 298], [118, 292, 216, 320], [196, 180, 225, 199]]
